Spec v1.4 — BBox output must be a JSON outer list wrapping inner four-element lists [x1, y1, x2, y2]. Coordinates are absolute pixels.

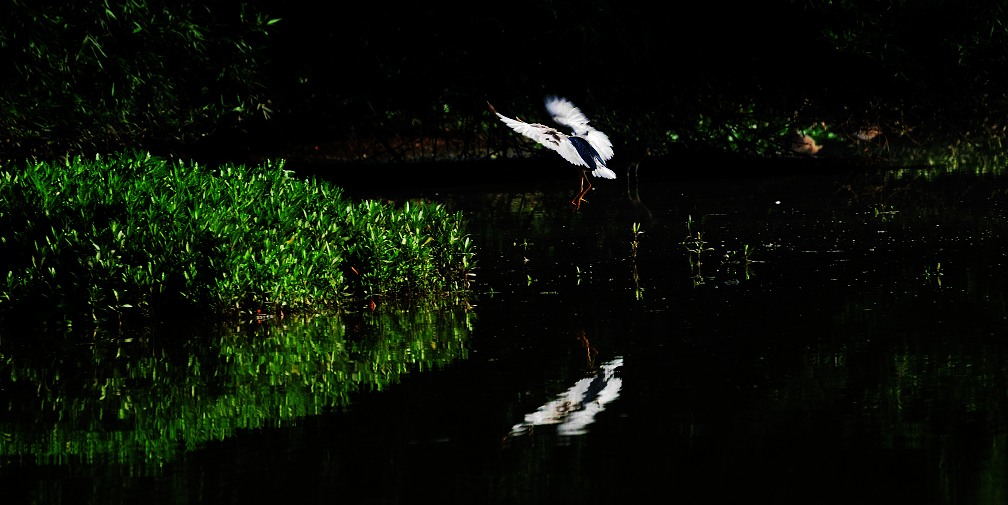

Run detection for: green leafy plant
[[630, 222, 643, 260], [725, 243, 762, 282], [682, 215, 713, 286], [629, 222, 645, 300], [0, 152, 475, 327]]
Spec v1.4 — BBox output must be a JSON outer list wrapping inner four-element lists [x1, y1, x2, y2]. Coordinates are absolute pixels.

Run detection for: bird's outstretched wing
[[489, 102, 590, 169], [584, 130, 615, 163], [545, 97, 614, 162], [545, 97, 592, 134]]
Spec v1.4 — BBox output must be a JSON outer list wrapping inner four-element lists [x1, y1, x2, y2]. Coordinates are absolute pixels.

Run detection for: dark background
[[3, 0, 1007, 165]]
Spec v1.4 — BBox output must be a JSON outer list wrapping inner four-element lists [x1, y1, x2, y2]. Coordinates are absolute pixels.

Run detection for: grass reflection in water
[[0, 304, 473, 471]]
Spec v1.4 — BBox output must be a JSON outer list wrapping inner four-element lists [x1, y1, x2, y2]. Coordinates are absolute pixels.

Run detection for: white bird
[[489, 96, 616, 208]]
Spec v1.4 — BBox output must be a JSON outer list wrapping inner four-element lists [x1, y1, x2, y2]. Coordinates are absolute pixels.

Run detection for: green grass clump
[[343, 199, 473, 302], [0, 152, 474, 326]]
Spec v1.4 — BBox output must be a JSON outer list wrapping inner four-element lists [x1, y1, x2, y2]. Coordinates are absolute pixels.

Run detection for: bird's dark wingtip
[[486, 101, 498, 115]]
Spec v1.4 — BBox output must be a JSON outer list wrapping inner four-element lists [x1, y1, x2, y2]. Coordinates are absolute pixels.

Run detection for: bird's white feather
[[545, 97, 592, 135], [592, 167, 617, 179], [546, 97, 614, 162], [585, 130, 614, 161], [492, 97, 615, 178], [493, 112, 590, 168]]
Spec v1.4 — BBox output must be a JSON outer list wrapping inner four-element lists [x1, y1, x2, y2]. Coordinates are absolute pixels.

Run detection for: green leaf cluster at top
[[0, 152, 475, 327]]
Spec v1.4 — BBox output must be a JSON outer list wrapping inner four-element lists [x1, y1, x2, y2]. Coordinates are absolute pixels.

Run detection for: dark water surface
[[4, 161, 1008, 504]]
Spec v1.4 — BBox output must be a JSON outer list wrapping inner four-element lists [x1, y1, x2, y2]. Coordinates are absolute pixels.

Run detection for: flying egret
[[488, 97, 616, 208]]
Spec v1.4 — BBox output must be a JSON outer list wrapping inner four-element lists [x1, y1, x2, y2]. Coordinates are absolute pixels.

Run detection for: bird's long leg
[[571, 172, 592, 209], [572, 174, 585, 208]]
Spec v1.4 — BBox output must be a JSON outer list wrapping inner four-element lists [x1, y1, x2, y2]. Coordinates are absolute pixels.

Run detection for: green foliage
[[682, 215, 714, 287], [0, 152, 476, 326], [343, 199, 474, 301], [630, 221, 643, 260], [0, 1, 277, 159]]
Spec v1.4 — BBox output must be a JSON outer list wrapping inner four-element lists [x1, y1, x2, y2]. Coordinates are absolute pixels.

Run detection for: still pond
[[3, 159, 1008, 504]]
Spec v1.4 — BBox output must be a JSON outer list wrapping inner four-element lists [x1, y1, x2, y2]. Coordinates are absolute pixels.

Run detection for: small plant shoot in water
[[630, 222, 644, 300], [630, 222, 643, 261], [682, 215, 713, 286]]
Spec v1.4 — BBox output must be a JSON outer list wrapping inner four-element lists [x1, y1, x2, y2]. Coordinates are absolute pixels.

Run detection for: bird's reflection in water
[[506, 357, 624, 443]]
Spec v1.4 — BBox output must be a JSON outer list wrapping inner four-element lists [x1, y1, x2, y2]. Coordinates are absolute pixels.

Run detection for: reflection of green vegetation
[[0, 305, 473, 469], [873, 202, 899, 221], [923, 262, 943, 287], [0, 152, 475, 325], [795, 344, 1008, 442], [725, 244, 760, 282], [681, 216, 765, 287], [775, 341, 1008, 503]]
